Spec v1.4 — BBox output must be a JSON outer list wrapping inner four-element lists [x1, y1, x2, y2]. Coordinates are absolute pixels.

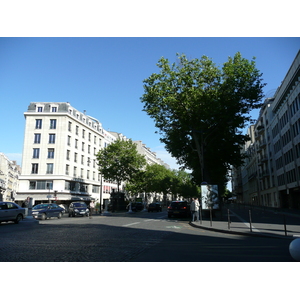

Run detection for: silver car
[[0, 201, 25, 224]]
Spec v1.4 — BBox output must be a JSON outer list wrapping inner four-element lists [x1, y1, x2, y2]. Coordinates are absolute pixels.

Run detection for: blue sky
[[0, 37, 299, 169]]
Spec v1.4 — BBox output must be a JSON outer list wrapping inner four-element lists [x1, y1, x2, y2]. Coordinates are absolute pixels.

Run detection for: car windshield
[[33, 204, 49, 209], [73, 203, 86, 207]]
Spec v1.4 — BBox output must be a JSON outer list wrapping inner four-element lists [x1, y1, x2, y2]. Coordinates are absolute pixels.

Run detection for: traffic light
[[54, 190, 57, 197]]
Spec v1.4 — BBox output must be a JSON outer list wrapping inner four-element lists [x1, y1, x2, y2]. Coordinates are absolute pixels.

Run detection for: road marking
[[166, 226, 181, 229], [122, 222, 140, 227]]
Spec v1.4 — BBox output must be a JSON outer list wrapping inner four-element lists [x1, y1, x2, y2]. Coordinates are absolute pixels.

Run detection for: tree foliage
[[126, 164, 199, 201], [141, 52, 266, 187], [96, 139, 147, 191]]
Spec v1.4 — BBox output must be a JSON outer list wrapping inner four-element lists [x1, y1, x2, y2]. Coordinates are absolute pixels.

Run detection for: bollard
[[199, 207, 202, 224], [227, 209, 230, 230], [283, 214, 287, 236], [249, 210, 252, 232]]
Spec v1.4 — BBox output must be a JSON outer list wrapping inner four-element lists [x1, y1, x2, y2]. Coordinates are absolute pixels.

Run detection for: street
[[0, 210, 295, 262]]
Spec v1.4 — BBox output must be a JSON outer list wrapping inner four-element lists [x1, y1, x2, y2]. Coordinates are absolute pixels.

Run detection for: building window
[[50, 119, 57, 129], [87, 170, 90, 179], [82, 142, 85, 151], [48, 148, 54, 159], [46, 163, 54, 174], [35, 119, 42, 129], [92, 185, 99, 193], [34, 133, 41, 144], [31, 163, 39, 174], [76, 125, 79, 135], [52, 107, 57, 112], [67, 150, 70, 160], [88, 133, 91, 142], [37, 106, 43, 112], [75, 139, 78, 149], [67, 135, 71, 146], [82, 129, 85, 139], [49, 134, 56, 144], [33, 148, 40, 158], [66, 164, 69, 175], [68, 121, 72, 132], [81, 155, 84, 164], [74, 152, 78, 162], [81, 168, 84, 178], [29, 180, 53, 190], [73, 166, 77, 177], [88, 145, 91, 154]]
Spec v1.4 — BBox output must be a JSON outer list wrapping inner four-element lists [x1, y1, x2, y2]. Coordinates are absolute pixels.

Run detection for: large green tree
[[141, 52, 266, 187], [96, 139, 146, 192]]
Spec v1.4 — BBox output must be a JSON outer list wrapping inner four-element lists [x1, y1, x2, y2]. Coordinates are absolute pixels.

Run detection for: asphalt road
[[0, 210, 296, 262]]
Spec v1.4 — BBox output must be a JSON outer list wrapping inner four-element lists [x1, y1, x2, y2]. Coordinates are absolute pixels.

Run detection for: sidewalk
[[189, 206, 300, 239]]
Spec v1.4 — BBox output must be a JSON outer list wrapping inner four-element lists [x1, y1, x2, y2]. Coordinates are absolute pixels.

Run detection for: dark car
[[148, 203, 162, 212], [32, 203, 64, 220], [68, 202, 89, 217], [128, 202, 144, 212], [167, 201, 190, 218], [0, 201, 25, 224]]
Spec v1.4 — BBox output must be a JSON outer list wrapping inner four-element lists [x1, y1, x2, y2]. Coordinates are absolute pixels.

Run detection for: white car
[[0, 201, 25, 224]]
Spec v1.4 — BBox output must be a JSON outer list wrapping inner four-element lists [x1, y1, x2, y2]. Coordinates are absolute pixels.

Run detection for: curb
[[188, 221, 294, 240]]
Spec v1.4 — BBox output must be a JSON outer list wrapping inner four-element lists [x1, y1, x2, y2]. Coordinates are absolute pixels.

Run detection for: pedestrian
[[190, 198, 200, 222], [89, 200, 95, 219]]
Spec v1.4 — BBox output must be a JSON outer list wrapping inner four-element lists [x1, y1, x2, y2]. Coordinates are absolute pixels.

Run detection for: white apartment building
[[0, 153, 21, 202], [232, 50, 300, 210], [15, 102, 118, 207]]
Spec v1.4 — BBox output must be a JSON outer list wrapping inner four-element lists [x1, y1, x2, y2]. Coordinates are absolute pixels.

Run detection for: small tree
[[96, 139, 147, 193]]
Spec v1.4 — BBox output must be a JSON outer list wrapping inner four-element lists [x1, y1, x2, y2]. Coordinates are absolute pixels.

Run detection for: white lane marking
[[144, 219, 161, 222], [230, 210, 260, 232], [122, 222, 140, 227]]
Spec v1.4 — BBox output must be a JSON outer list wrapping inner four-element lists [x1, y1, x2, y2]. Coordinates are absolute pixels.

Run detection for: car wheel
[[58, 212, 62, 219], [41, 213, 47, 220], [14, 214, 23, 224]]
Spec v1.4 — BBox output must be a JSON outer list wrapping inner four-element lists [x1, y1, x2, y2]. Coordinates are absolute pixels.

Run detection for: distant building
[[232, 50, 300, 209], [108, 132, 170, 168], [0, 153, 21, 202]]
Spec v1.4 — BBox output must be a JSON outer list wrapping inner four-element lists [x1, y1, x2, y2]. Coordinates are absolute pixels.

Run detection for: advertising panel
[[201, 184, 219, 210]]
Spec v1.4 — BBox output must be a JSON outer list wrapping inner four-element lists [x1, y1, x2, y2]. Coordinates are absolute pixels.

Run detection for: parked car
[[167, 201, 190, 218], [127, 202, 144, 212], [148, 203, 162, 212], [68, 202, 89, 217], [0, 201, 25, 224], [32, 203, 64, 220]]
